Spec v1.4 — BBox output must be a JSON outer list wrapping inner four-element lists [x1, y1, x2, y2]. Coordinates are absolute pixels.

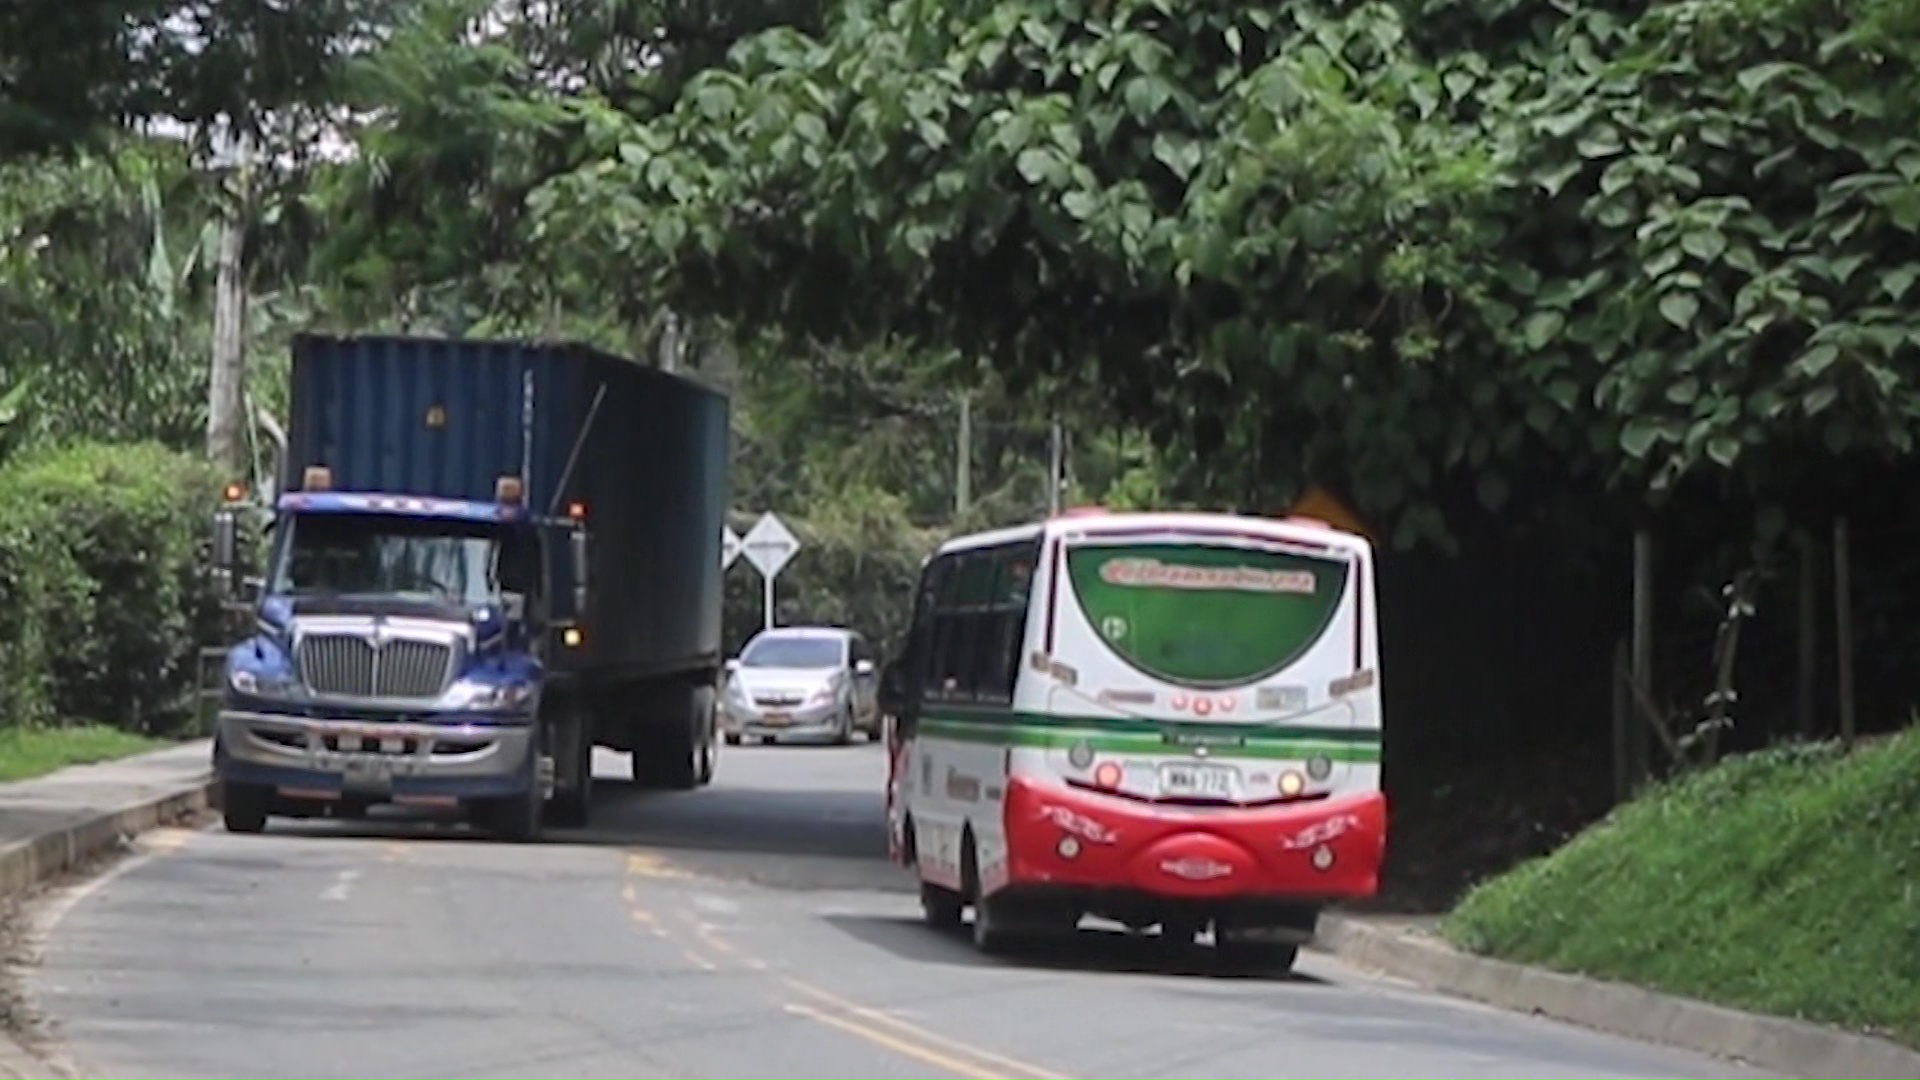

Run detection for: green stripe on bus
[[918, 704, 1381, 743], [918, 711, 1383, 764]]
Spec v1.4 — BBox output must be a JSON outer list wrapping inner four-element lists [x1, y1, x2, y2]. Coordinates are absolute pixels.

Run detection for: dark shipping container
[[287, 333, 730, 683]]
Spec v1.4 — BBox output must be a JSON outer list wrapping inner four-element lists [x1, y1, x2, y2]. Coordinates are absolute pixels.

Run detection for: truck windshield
[[271, 511, 508, 605], [741, 636, 844, 669], [1065, 540, 1351, 688]]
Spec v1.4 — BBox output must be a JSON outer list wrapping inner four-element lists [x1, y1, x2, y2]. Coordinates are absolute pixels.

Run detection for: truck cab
[[209, 466, 593, 841]]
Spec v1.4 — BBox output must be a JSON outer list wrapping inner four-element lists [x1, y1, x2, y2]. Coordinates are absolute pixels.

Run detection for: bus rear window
[[1064, 542, 1350, 688]]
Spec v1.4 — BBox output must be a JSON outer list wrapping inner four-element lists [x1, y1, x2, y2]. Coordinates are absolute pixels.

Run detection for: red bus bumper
[[1001, 775, 1387, 904]]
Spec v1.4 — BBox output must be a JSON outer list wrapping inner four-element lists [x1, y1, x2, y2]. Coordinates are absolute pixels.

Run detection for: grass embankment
[[0, 724, 163, 783], [1446, 728, 1920, 1048]]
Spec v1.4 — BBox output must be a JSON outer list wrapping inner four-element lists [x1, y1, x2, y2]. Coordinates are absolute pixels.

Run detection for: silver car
[[720, 627, 881, 745]]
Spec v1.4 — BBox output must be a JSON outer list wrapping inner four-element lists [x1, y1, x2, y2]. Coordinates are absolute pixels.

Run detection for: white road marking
[[320, 868, 361, 902]]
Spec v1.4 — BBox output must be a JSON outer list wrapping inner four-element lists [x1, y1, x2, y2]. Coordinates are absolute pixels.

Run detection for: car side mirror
[[854, 659, 875, 677], [724, 658, 741, 674]]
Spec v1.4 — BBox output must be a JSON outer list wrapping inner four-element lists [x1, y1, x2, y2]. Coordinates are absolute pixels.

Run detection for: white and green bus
[[881, 509, 1387, 969]]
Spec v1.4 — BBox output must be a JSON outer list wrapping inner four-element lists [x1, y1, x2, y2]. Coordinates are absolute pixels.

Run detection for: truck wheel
[[221, 782, 268, 834], [694, 686, 717, 786], [630, 687, 700, 790], [489, 781, 543, 843], [547, 719, 594, 829]]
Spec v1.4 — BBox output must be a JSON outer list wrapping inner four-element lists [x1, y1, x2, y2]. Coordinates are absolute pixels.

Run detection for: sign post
[[741, 512, 801, 630]]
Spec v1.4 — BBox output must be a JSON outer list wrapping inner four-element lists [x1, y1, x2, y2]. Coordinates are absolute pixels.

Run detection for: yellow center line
[[785, 1003, 1011, 1080], [784, 979, 1069, 1080], [625, 851, 692, 879]]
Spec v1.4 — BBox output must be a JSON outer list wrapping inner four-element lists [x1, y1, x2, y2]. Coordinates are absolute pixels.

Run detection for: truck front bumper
[[215, 709, 536, 803]]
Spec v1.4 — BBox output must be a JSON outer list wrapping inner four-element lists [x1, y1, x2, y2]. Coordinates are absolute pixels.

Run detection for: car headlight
[[727, 680, 753, 705], [443, 680, 535, 711], [230, 669, 299, 698], [806, 685, 835, 707]]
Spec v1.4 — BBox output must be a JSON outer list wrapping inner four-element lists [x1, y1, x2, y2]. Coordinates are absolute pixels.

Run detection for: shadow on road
[[260, 746, 898, 891], [822, 912, 1329, 986]]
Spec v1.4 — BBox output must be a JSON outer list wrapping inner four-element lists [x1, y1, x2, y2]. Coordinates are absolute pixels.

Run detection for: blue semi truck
[[208, 334, 730, 840]]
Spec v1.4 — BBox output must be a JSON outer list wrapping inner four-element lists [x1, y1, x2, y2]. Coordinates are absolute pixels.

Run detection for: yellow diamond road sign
[[1290, 485, 1374, 542]]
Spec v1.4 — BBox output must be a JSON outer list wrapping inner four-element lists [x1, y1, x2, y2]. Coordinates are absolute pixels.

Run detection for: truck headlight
[[443, 680, 534, 711], [230, 669, 299, 698]]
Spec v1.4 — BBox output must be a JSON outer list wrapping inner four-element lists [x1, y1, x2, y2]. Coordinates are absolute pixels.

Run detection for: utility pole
[[955, 394, 973, 515], [205, 125, 252, 481]]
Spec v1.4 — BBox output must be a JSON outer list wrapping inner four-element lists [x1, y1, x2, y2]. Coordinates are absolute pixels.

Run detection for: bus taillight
[[1093, 761, 1123, 789]]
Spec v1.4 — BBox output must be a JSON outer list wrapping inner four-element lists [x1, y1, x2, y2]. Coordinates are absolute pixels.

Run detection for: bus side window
[[982, 541, 1039, 705], [932, 552, 987, 701], [914, 555, 959, 708], [969, 541, 1034, 706]]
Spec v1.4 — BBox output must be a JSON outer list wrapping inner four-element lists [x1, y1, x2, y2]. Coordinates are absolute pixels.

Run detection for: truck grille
[[297, 635, 455, 699]]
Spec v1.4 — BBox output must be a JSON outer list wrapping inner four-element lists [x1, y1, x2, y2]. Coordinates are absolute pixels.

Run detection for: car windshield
[[740, 635, 844, 669], [271, 511, 508, 606]]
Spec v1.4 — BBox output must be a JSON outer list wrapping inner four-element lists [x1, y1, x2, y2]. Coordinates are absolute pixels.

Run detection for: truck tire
[[489, 779, 544, 843], [547, 720, 594, 829], [694, 686, 717, 786], [221, 781, 268, 834], [545, 695, 594, 828], [630, 685, 700, 790]]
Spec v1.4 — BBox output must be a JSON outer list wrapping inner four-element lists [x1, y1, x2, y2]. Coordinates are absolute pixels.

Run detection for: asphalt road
[[26, 743, 1769, 1079]]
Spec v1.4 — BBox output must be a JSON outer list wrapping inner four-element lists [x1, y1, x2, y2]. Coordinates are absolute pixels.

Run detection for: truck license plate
[[1157, 763, 1236, 799], [317, 752, 398, 781]]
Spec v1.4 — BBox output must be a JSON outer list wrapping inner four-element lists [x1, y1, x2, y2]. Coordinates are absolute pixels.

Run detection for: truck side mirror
[[211, 510, 237, 587], [569, 525, 589, 616]]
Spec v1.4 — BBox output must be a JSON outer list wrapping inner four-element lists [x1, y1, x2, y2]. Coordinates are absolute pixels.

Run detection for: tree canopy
[[523, 0, 1920, 547]]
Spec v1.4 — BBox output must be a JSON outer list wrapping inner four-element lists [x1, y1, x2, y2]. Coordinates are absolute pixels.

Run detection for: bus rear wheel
[[1216, 923, 1300, 975], [920, 881, 964, 930]]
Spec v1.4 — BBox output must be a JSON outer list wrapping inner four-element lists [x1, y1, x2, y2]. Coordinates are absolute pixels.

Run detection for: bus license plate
[[1157, 763, 1236, 799]]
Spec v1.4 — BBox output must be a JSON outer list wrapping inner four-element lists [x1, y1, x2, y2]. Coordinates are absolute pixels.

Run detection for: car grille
[[753, 692, 804, 707], [297, 635, 455, 699]]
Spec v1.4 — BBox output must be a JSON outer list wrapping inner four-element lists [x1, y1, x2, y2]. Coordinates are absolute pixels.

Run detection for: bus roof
[[933, 510, 1373, 558]]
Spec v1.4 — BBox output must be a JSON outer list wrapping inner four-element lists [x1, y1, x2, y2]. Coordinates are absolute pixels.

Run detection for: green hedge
[[0, 442, 223, 734]]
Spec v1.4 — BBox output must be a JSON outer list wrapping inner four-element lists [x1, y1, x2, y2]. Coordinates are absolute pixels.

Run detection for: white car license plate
[[762, 711, 792, 727], [1157, 762, 1237, 799]]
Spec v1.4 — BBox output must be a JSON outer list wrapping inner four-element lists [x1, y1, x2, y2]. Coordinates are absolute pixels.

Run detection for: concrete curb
[[0, 769, 216, 1079], [0, 779, 216, 901], [1314, 914, 1920, 1079]]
